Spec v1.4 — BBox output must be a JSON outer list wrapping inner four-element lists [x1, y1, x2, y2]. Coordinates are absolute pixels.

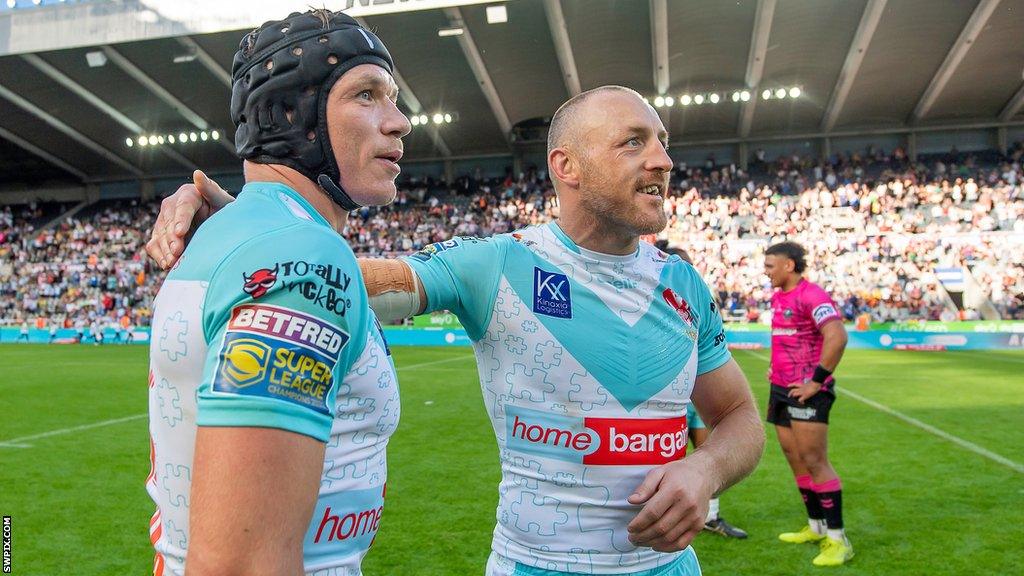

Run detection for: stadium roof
[[1, 0, 1024, 189]]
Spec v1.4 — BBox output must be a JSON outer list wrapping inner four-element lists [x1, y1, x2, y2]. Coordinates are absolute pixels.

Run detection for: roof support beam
[[649, 0, 669, 95], [738, 0, 776, 137], [911, 0, 1000, 122], [101, 45, 236, 155], [0, 81, 143, 176], [177, 36, 232, 90], [21, 53, 196, 171], [999, 82, 1024, 122], [820, 0, 888, 132], [543, 0, 581, 97], [0, 125, 89, 181], [356, 17, 451, 157], [443, 7, 513, 140]]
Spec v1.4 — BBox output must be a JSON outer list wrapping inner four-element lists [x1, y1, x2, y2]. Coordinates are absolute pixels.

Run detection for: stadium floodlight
[[680, 94, 692, 106], [137, 136, 147, 147], [411, 115, 420, 126], [157, 135, 166, 144], [189, 132, 198, 142], [762, 89, 772, 100], [211, 130, 220, 140], [85, 51, 107, 68], [653, 96, 665, 108], [200, 131, 208, 141], [694, 94, 704, 105], [789, 86, 801, 98], [740, 90, 751, 102], [437, 26, 464, 37], [709, 93, 720, 104], [168, 135, 176, 144], [486, 4, 508, 24], [731, 92, 740, 103], [432, 113, 444, 125], [775, 88, 787, 99], [443, 113, 452, 123], [178, 132, 187, 142], [664, 96, 675, 107], [125, 137, 133, 147]]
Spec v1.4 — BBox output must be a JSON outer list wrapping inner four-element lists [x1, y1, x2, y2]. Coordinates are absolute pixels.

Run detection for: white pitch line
[[0, 353, 477, 449], [838, 386, 1024, 474], [737, 349, 1024, 474], [0, 414, 147, 448], [396, 354, 476, 371]]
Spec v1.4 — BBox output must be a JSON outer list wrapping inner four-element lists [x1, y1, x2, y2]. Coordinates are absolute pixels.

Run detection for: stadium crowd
[[2, 144, 1023, 335], [0, 201, 159, 336]]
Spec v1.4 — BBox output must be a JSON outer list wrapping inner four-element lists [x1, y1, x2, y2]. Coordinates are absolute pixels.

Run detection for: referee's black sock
[[796, 475, 825, 531], [814, 477, 845, 538]]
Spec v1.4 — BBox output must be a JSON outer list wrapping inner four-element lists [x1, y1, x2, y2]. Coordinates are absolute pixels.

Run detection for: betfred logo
[[506, 405, 687, 466], [242, 265, 278, 299], [662, 288, 697, 326], [228, 304, 347, 362]]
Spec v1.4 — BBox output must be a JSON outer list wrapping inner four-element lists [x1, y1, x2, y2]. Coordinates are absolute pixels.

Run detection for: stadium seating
[[1, 145, 1022, 330]]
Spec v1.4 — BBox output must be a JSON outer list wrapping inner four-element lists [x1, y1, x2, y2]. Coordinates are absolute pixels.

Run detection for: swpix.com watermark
[[3, 515, 11, 573]]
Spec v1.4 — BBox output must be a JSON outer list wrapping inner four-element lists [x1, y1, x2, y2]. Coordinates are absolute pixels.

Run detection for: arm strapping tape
[[359, 259, 423, 321]]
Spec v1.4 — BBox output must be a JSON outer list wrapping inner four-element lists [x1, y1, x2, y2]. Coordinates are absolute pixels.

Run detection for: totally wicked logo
[[242, 265, 278, 299], [241, 260, 354, 316], [506, 405, 687, 466]]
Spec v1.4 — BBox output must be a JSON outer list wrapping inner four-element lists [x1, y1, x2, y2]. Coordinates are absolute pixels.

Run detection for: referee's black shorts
[[766, 383, 836, 426]]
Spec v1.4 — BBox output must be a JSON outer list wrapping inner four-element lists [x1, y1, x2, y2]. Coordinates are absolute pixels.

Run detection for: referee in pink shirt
[[763, 241, 853, 567]]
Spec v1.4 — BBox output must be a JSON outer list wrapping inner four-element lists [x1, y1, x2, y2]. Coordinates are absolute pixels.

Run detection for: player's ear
[[549, 147, 580, 190]]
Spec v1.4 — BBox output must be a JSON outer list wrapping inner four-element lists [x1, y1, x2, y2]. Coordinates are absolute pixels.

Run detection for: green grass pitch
[[1, 344, 1022, 575]]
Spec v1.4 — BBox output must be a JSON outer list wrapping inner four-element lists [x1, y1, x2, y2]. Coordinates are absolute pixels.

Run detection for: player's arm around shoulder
[[365, 235, 508, 337], [188, 225, 364, 575]]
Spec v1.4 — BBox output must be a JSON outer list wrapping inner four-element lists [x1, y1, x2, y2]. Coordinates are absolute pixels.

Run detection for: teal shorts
[[686, 403, 706, 430], [498, 547, 702, 576]]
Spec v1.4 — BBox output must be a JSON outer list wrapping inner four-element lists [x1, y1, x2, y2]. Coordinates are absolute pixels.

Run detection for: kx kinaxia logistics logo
[[533, 267, 572, 319]]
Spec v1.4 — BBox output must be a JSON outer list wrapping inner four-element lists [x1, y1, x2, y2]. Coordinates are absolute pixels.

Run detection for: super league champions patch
[[812, 303, 839, 325], [533, 267, 572, 319], [212, 304, 349, 415]]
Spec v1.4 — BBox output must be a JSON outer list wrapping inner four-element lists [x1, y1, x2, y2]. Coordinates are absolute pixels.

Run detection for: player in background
[[663, 245, 748, 540], [148, 85, 764, 576], [18, 320, 29, 342], [763, 241, 853, 566], [90, 318, 103, 346], [147, 10, 408, 575]]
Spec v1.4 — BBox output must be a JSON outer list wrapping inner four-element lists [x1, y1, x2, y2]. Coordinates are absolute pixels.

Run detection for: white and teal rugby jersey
[[404, 222, 730, 575], [147, 183, 399, 576]]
